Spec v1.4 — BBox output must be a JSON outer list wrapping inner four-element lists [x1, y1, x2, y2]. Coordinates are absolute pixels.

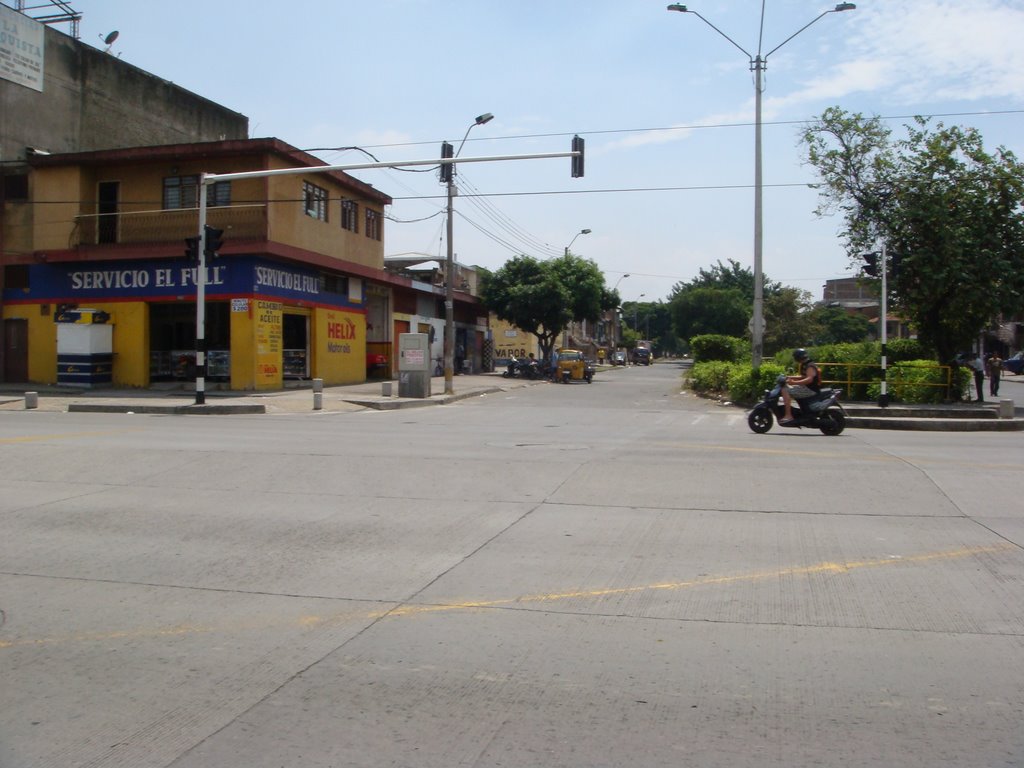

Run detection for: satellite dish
[[103, 30, 119, 45]]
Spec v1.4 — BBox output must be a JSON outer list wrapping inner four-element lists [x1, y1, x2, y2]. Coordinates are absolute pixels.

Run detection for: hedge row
[[686, 337, 970, 404]]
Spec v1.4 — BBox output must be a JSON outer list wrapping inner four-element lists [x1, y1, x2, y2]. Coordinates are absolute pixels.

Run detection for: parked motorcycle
[[502, 356, 525, 378], [502, 356, 542, 379], [747, 374, 846, 435]]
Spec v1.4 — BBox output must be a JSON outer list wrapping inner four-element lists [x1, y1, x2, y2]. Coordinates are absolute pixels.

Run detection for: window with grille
[[365, 208, 381, 241], [341, 199, 358, 233], [163, 176, 230, 209], [304, 181, 328, 221]]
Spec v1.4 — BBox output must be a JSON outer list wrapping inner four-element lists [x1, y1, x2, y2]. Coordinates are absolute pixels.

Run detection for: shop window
[[149, 302, 230, 381], [304, 181, 328, 221], [341, 199, 358, 233], [319, 273, 348, 295], [163, 175, 230, 209]]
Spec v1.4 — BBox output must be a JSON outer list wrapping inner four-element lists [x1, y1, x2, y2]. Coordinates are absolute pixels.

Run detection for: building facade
[[2, 139, 398, 388]]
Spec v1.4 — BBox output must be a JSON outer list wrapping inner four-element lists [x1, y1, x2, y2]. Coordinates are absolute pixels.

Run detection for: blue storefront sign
[[3, 257, 356, 309]]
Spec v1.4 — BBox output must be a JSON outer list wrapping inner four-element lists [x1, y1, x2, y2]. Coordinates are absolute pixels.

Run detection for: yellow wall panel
[[314, 307, 365, 385]]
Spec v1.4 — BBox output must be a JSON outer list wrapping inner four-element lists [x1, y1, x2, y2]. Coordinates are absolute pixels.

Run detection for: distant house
[[822, 277, 913, 340]]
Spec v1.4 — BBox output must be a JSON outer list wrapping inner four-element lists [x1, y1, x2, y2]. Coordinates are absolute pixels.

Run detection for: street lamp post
[[611, 274, 630, 349], [444, 112, 494, 395], [668, 2, 855, 369], [633, 294, 646, 332], [564, 228, 591, 256]]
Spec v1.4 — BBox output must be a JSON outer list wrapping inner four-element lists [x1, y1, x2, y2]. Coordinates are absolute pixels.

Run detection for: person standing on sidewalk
[[968, 354, 985, 402], [987, 352, 1003, 398]]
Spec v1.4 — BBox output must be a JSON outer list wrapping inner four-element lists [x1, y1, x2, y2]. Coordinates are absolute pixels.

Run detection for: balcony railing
[[73, 204, 267, 248]]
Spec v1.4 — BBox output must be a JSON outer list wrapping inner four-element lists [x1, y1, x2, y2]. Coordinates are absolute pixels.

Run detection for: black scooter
[[747, 374, 846, 435], [502, 356, 541, 379]]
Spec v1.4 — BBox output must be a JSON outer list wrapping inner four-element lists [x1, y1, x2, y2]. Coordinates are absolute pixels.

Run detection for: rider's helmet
[[793, 348, 809, 362]]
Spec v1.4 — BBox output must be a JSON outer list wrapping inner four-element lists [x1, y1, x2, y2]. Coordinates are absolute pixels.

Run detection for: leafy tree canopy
[[670, 286, 749, 340], [669, 259, 782, 302], [802, 107, 1024, 364], [480, 253, 608, 361]]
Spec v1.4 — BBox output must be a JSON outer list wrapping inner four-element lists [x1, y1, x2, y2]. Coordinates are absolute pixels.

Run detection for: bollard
[[25, 391, 38, 410], [381, 381, 393, 397], [313, 391, 323, 411], [312, 378, 324, 393], [998, 399, 1014, 419]]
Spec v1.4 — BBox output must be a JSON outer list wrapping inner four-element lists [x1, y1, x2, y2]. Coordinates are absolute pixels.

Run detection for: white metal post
[[752, 57, 765, 369], [195, 178, 208, 405], [879, 242, 889, 407]]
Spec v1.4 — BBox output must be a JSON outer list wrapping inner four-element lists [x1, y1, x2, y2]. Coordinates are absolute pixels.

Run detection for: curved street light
[[607, 274, 631, 349], [667, 3, 855, 368], [564, 228, 592, 256], [445, 113, 494, 394]]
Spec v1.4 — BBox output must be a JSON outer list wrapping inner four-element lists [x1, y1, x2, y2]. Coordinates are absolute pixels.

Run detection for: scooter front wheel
[[748, 407, 773, 434]]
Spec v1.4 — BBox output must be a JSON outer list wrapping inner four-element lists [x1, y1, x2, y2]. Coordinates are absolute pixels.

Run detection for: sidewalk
[[0, 373, 538, 415]]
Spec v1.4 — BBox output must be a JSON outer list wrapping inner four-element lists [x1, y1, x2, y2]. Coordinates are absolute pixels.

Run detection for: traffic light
[[890, 252, 902, 280], [861, 250, 880, 277], [204, 225, 224, 258], [184, 236, 200, 262], [439, 141, 454, 184], [571, 135, 585, 178]]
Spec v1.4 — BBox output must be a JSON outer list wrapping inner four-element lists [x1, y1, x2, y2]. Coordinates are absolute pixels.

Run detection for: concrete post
[[312, 378, 323, 411], [25, 392, 38, 409], [998, 399, 1014, 419]]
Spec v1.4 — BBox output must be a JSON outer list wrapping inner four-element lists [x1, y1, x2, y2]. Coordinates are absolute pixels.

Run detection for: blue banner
[[4, 257, 357, 308]]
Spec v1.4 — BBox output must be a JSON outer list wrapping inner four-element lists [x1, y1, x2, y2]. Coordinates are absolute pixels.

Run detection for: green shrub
[[690, 334, 746, 363], [887, 338, 931, 362], [727, 363, 786, 404], [866, 360, 968, 404], [688, 361, 735, 394]]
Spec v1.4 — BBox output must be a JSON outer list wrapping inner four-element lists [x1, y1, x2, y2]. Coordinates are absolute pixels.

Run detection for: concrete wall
[[1, 23, 247, 164]]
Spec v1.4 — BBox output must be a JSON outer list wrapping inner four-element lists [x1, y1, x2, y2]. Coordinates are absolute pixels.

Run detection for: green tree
[[679, 258, 782, 299], [481, 254, 611, 362], [807, 305, 873, 344], [802, 108, 1024, 366], [763, 286, 816, 353], [670, 286, 749, 340]]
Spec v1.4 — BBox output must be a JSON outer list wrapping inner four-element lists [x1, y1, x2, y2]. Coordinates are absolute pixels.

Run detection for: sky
[[34, 1, 1024, 304]]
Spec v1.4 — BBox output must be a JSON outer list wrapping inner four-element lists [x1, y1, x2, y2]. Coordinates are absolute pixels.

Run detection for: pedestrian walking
[[987, 352, 1003, 397]]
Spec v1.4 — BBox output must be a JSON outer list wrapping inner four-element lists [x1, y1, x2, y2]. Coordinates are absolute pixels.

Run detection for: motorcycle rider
[[780, 348, 821, 425]]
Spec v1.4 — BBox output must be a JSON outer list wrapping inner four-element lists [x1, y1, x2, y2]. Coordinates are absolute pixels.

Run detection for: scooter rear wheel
[[819, 410, 846, 436], [748, 407, 773, 434]]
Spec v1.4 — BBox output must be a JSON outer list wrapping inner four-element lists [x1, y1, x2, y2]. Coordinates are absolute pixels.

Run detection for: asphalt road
[[2, 363, 1022, 768]]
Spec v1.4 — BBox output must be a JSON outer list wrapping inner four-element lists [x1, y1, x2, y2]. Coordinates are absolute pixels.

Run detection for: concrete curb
[[67, 403, 267, 415], [340, 386, 505, 410], [845, 416, 1024, 432]]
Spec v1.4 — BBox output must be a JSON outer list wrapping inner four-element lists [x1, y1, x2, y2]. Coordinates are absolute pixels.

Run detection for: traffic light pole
[[879, 242, 889, 408], [195, 177, 209, 405], [190, 141, 584, 401]]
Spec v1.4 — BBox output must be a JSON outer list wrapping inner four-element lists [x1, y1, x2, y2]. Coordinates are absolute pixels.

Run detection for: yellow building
[[1, 138, 396, 389]]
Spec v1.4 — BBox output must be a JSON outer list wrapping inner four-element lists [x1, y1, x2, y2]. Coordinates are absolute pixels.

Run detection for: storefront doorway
[[149, 302, 229, 381], [282, 311, 309, 379], [3, 319, 28, 382]]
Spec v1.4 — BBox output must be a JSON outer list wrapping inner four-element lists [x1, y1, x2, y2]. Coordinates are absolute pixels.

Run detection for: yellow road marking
[[0, 429, 142, 445], [1, 543, 1014, 649]]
